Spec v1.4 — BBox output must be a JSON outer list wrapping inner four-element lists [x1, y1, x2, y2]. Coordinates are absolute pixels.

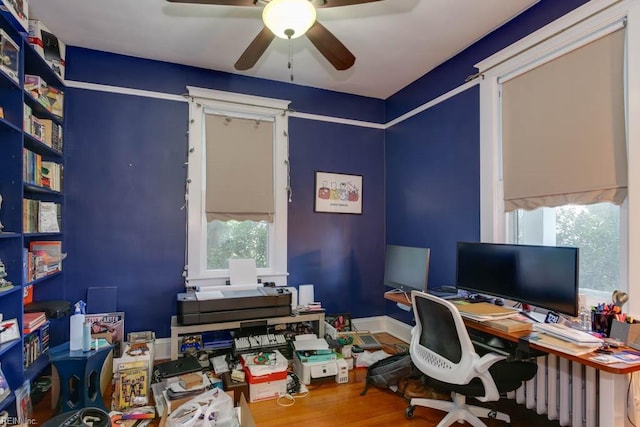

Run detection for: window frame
[[185, 87, 291, 288], [477, 1, 640, 304]]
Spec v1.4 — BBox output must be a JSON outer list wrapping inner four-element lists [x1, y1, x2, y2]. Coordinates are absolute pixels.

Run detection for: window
[[512, 202, 626, 300], [185, 87, 291, 288], [477, 3, 638, 303]]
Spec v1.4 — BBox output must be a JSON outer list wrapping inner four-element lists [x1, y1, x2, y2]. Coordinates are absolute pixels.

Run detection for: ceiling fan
[[166, 0, 382, 71]]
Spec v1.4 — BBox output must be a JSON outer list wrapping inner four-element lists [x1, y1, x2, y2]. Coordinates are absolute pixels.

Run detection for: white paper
[[229, 258, 257, 285], [195, 291, 224, 300], [298, 284, 315, 306]]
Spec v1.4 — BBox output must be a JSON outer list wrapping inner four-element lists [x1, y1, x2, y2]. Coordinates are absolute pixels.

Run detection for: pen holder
[[591, 312, 614, 336], [608, 319, 640, 344]]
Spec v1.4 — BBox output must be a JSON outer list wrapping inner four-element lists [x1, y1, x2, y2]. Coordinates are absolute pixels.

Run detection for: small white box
[[0, 0, 28, 31], [28, 19, 65, 80], [335, 358, 348, 384]]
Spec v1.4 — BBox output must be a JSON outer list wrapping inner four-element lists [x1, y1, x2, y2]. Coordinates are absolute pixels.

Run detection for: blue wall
[[288, 118, 385, 317], [57, 0, 590, 338], [383, 0, 590, 323], [62, 52, 385, 338]]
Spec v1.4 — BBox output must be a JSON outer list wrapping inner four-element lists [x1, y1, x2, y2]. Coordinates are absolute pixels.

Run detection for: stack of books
[[23, 311, 47, 334]]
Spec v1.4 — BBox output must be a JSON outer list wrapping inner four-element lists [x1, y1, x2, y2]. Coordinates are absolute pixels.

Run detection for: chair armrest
[[475, 352, 506, 374], [473, 352, 506, 402]]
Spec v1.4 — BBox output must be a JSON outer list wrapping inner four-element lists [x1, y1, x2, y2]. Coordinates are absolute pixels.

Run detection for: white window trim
[[477, 0, 640, 311], [185, 87, 291, 288]]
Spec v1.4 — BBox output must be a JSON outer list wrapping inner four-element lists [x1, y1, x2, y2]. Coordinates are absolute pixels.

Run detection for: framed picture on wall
[[314, 171, 362, 214]]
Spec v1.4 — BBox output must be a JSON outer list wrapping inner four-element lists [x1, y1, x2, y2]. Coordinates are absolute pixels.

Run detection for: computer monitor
[[455, 242, 579, 317], [383, 245, 430, 293]]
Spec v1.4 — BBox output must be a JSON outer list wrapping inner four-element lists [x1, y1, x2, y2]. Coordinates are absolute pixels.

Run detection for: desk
[[385, 292, 640, 426], [465, 319, 640, 427], [170, 312, 325, 360]]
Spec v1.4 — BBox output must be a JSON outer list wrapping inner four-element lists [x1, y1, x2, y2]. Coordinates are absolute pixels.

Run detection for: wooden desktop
[[385, 290, 640, 426], [384, 291, 639, 374]]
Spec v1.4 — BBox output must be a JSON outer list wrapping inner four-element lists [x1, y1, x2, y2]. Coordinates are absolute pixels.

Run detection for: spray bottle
[[70, 300, 86, 351]]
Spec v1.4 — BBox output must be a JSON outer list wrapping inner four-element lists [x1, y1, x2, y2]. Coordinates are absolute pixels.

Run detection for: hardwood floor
[[248, 367, 560, 427], [33, 334, 560, 426]]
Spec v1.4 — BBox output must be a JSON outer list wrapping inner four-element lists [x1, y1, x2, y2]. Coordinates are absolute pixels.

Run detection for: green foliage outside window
[[207, 220, 268, 269], [555, 203, 619, 292]]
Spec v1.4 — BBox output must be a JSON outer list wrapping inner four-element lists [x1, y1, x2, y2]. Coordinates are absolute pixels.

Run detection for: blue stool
[[49, 341, 112, 413]]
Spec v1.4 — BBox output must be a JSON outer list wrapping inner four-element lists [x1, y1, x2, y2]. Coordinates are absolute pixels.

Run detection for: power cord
[[276, 372, 309, 407]]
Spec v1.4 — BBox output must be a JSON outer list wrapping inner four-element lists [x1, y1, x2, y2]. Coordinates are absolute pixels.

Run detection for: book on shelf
[[23, 149, 42, 187], [46, 86, 64, 119], [23, 103, 32, 133], [23, 311, 47, 334], [41, 161, 63, 192], [23, 200, 62, 233], [40, 119, 63, 152], [28, 240, 63, 280], [23, 284, 33, 305]]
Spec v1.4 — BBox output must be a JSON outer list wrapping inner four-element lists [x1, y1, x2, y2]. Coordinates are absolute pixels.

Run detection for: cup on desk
[[592, 312, 614, 336]]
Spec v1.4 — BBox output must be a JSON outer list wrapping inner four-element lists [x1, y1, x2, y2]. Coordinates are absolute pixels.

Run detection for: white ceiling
[[27, 0, 539, 99]]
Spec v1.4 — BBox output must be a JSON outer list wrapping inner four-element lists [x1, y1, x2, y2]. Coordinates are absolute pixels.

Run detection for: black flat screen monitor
[[456, 242, 579, 316], [383, 245, 430, 293]]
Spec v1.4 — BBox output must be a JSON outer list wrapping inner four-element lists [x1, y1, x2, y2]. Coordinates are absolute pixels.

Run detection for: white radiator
[[507, 354, 636, 427]]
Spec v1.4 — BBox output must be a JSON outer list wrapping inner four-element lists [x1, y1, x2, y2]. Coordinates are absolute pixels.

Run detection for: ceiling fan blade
[[306, 21, 355, 70], [166, 0, 256, 5], [315, 0, 382, 7], [234, 27, 276, 70]]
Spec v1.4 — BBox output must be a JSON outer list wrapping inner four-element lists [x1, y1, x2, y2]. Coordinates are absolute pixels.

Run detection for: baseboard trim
[[154, 315, 412, 361]]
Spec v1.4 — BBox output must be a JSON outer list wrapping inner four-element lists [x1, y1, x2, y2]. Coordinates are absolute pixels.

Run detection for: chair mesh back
[[415, 295, 462, 364]]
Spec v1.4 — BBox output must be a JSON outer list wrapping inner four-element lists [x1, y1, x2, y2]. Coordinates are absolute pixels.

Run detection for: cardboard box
[[27, 19, 65, 80], [243, 366, 287, 383], [247, 378, 286, 403], [0, 0, 28, 31], [609, 319, 640, 344]]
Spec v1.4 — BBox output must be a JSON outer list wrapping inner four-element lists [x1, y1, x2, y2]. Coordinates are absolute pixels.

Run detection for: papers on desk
[[590, 350, 640, 365], [455, 302, 519, 322], [529, 333, 601, 356]]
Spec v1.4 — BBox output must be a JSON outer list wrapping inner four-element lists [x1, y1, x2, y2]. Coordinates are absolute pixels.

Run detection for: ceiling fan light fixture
[[263, 0, 317, 40]]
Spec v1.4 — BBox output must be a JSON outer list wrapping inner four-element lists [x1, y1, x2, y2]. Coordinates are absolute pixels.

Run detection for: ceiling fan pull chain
[[287, 32, 294, 82]]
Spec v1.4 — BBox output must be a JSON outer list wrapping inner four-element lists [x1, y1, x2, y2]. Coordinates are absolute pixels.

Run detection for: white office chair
[[406, 290, 536, 427]]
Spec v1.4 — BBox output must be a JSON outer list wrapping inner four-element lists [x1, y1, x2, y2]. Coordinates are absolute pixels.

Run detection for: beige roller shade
[[501, 28, 627, 212], [205, 114, 274, 222]]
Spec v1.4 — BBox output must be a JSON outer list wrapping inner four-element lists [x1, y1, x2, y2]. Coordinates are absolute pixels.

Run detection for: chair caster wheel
[[405, 406, 415, 419]]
